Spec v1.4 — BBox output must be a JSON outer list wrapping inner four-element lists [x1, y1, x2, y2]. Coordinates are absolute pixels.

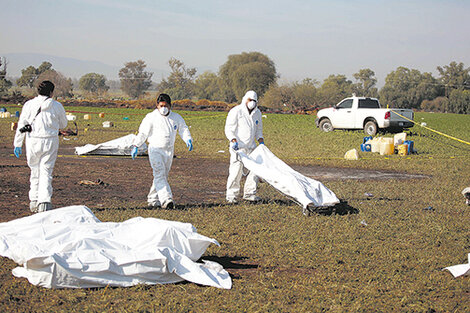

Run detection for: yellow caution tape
[[391, 110, 470, 146]]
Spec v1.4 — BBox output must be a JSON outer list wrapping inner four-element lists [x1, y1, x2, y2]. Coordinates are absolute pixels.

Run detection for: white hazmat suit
[[225, 91, 263, 201], [132, 109, 192, 206], [14, 95, 67, 205]]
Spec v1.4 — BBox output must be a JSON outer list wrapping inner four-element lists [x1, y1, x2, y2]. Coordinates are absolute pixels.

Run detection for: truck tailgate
[[390, 109, 413, 122]]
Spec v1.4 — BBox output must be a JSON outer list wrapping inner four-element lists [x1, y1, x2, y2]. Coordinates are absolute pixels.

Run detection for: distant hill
[[2, 53, 167, 81]]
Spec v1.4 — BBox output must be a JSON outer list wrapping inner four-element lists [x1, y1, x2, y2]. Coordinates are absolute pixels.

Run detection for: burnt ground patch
[[0, 147, 428, 222]]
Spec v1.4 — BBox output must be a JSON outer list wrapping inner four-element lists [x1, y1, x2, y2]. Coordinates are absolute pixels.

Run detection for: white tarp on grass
[[0, 206, 231, 289], [238, 145, 340, 208], [444, 253, 470, 278], [75, 134, 148, 156]]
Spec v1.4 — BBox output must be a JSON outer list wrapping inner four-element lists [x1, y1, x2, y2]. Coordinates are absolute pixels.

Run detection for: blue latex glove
[[14, 147, 22, 158], [186, 139, 193, 151], [131, 146, 138, 160], [230, 141, 239, 151]]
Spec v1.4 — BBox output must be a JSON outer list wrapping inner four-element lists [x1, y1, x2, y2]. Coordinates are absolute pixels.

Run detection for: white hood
[[241, 90, 258, 105]]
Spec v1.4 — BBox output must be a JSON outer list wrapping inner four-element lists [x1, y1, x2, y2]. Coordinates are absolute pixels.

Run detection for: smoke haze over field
[[1, 0, 469, 85]]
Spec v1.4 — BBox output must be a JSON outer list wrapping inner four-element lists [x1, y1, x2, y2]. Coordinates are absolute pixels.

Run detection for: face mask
[[159, 107, 169, 116], [247, 100, 257, 110]]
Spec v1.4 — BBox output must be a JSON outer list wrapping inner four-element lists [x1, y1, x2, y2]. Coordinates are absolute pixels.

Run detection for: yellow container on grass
[[84, 114, 91, 120], [398, 144, 409, 156]]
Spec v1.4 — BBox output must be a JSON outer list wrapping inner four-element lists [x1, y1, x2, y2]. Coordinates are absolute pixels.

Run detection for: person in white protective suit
[[131, 93, 193, 210], [13, 81, 67, 213], [225, 90, 264, 203]]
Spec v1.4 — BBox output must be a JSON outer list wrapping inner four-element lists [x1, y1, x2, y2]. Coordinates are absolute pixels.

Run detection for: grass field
[[0, 103, 469, 312]]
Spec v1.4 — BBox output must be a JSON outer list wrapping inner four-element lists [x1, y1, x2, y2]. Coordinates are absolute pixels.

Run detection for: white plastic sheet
[[0, 206, 231, 289], [75, 134, 148, 156], [444, 253, 470, 278], [238, 145, 340, 208]]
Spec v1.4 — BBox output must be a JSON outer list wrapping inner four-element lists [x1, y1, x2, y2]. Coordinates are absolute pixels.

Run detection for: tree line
[[1, 52, 469, 114]]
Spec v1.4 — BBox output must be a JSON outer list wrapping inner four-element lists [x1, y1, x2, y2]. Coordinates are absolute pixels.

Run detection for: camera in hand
[[19, 124, 32, 133]]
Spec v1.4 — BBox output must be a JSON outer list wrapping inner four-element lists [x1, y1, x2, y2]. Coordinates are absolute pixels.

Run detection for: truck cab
[[315, 96, 414, 136]]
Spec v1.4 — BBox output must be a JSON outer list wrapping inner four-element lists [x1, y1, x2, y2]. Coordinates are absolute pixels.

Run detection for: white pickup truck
[[315, 96, 414, 136]]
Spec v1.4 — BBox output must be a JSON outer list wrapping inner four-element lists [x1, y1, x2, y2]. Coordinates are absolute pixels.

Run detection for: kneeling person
[[131, 94, 193, 209]]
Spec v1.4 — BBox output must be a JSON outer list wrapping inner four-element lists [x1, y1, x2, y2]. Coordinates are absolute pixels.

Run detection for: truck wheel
[[364, 121, 378, 136], [319, 119, 333, 132]]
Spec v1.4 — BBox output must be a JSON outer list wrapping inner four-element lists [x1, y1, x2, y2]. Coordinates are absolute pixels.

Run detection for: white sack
[[443, 253, 470, 278], [0, 206, 231, 289], [75, 134, 148, 156], [238, 145, 340, 208]]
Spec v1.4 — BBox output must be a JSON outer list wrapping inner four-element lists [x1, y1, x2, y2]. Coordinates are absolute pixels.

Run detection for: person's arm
[[132, 115, 151, 147], [131, 115, 152, 159], [256, 112, 264, 144], [177, 116, 193, 151], [177, 116, 192, 143], [224, 109, 238, 142]]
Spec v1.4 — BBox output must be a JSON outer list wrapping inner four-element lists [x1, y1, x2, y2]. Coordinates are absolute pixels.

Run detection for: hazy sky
[[1, 0, 469, 84]]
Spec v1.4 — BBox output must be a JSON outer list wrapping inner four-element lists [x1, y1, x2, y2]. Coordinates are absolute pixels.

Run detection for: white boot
[[243, 195, 261, 202], [30, 201, 38, 213], [148, 201, 162, 208]]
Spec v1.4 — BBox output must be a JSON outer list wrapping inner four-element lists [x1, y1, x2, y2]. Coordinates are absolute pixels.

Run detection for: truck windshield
[[358, 99, 380, 109]]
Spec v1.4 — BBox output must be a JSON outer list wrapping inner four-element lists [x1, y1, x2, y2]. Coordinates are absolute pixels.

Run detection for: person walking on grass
[[131, 93, 193, 209], [13, 81, 67, 213]]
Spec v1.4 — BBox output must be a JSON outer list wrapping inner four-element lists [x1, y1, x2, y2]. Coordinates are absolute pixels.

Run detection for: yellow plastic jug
[[398, 144, 409, 156]]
